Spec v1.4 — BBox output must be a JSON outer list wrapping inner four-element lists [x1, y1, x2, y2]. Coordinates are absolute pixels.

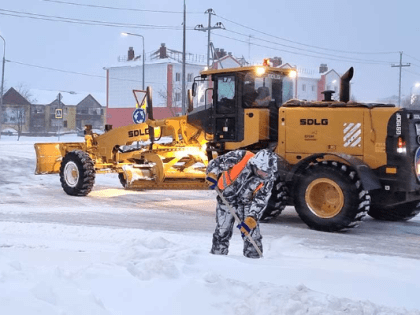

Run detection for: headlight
[[414, 147, 420, 182]]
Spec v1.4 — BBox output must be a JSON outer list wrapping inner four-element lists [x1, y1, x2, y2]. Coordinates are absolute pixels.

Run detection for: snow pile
[[1, 222, 419, 315]]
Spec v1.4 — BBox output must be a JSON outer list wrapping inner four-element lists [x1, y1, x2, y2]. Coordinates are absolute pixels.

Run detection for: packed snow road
[[2, 136, 420, 314], [1, 136, 420, 260]]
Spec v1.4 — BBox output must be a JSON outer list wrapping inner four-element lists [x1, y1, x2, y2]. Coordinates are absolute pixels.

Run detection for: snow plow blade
[[122, 164, 209, 190], [34, 142, 84, 174]]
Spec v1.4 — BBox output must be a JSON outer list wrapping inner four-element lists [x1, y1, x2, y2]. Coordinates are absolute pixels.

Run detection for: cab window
[[243, 71, 288, 108], [216, 76, 235, 114]]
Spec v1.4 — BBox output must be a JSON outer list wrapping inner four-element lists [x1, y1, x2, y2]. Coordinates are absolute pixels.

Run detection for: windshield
[[193, 79, 212, 109], [191, 69, 294, 110], [243, 71, 293, 108]]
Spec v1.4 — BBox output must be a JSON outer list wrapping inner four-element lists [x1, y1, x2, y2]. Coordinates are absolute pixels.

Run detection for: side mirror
[[188, 90, 194, 113], [191, 82, 197, 97]]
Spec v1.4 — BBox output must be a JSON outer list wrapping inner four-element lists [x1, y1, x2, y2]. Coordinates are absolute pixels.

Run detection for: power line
[[213, 33, 391, 65], [224, 29, 393, 65], [42, 0, 202, 14], [403, 68, 420, 77], [405, 53, 420, 64], [0, 9, 189, 30], [7, 59, 164, 84], [216, 14, 398, 56]]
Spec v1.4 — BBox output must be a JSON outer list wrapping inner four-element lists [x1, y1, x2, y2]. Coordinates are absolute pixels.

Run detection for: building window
[[312, 85, 315, 92], [175, 73, 181, 81], [175, 92, 181, 102], [302, 84, 306, 92], [187, 73, 193, 82], [63, 121, 67, 128]]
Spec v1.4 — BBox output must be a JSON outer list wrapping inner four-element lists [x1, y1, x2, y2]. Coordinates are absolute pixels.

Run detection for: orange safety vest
[[217, 151, 264, 193]]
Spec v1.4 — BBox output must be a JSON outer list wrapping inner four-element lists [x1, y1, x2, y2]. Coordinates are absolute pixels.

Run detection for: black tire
[[118, 173, 127, 188], [60, 150, 95, 196], [293, 161, 370, 232], [368, 201, 420, 221], [260, 178, 288, 221]]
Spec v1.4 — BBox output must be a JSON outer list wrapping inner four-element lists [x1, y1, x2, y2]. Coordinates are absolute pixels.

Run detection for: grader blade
[[126, 178, 209, 190], [122, 164, 155, 188], [34, 143, 63, 174], [35, 142, 85, 174], [122, 150, 209, 190]]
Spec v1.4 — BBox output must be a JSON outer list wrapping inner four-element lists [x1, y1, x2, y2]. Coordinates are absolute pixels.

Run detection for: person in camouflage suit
[[205, 149, 278, 258]]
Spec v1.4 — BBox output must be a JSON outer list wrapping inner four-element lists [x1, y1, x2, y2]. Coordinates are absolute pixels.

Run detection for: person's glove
[[237, 216, 257, 237], [205, 173, 218, 190]]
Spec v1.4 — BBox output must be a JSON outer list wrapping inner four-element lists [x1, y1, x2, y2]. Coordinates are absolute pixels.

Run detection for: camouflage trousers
[[210, 196, 263, 258]]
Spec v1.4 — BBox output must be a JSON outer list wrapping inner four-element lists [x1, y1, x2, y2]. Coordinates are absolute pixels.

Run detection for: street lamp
[[121, 32, 145, 90], [0, 34, 6, 140], [411, 82, 420, 105], [289, 68, 298, 99]]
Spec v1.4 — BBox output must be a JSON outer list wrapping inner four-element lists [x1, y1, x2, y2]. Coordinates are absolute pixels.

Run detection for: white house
[[279, 63, 343, 101], [104, 44, 206, 128]]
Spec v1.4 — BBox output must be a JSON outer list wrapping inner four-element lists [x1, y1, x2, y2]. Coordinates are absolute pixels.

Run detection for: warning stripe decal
[[343, 123, 362, 148]]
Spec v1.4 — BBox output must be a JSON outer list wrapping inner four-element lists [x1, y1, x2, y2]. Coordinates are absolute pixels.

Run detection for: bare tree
[[15, 107, 26, 141], [157, 87, 182, 117], [16, 83, 37, 103]]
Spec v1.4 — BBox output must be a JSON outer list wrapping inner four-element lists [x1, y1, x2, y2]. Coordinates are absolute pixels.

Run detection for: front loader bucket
[[34, 142, 84, 174]]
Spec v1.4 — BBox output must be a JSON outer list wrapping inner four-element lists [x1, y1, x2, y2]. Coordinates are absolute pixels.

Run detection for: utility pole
[[391, 51, 410, 107], [194, 9, 225, 68], [181, 0, 186, 115], [248, 35, 253, 63], [0, 35, 6, 140], [57, 93, 62, 141]]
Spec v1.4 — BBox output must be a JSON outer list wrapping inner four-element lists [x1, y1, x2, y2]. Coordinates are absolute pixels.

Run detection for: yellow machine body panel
[[362, 107, 400, 168], [225, 108, 270, 150], [281, 107, 365, 157], [277, 106, 400, 169]]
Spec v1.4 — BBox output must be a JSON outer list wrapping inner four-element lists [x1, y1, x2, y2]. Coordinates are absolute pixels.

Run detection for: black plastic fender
[[286, 153, 382, 191]]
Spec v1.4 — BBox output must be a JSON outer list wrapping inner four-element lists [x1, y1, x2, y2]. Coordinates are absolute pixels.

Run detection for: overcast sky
[[0, 0, 419, 103]]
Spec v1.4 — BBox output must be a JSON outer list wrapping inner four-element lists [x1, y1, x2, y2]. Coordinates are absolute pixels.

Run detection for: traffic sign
[[55, 109, 63, 119], [132, 108, 146, 124]]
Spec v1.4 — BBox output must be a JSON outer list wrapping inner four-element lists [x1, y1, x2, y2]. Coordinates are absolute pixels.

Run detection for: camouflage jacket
[[206, 150, 274, 219]]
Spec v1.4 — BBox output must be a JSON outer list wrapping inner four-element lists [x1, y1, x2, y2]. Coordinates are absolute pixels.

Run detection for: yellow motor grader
[[35, 64, 420, 232], [35, 88, 210, 195]]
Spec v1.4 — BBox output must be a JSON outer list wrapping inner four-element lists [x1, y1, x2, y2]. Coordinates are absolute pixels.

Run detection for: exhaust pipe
[[340, 67, 354, 103]]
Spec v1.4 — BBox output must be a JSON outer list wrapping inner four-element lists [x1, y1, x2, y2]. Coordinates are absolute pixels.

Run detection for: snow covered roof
[[105, 57, 206, 70], [29, 89, 106, 106], [2, 87, 31, 105]]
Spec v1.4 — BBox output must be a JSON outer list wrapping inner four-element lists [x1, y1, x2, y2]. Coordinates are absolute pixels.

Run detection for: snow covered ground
[[1, 134, 420, 315]]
